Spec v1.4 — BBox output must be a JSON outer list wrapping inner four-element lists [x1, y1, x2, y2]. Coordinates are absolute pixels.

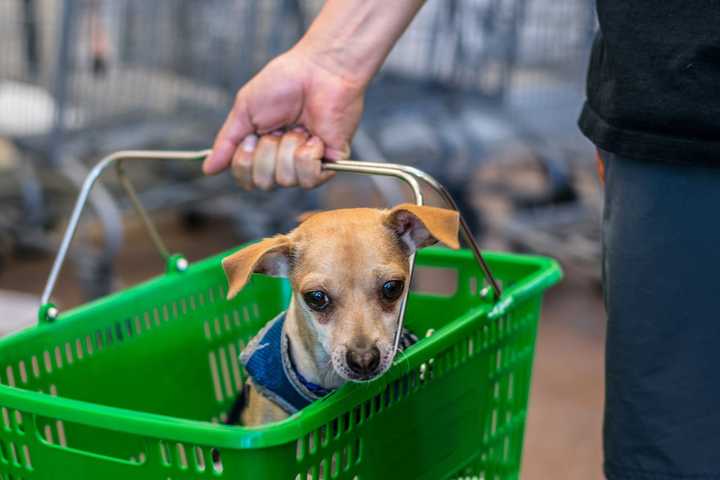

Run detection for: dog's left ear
[[385, 204, 460, 252], [222, 235, 291, 300]]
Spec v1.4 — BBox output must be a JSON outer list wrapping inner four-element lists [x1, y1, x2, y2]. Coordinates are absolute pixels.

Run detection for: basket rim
[[0, 248, 561, 449]]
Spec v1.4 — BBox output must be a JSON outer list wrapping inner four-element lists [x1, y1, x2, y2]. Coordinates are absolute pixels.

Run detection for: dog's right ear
[[222, 236, 291, 300], [385, 204, 460, 252]]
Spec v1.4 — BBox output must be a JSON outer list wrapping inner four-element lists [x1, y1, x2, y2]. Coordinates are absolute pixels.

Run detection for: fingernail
[[307, 136, 321, 146], [271, 130, 284, 137], [202, 158, 213, 174], [293, 126, 306, 133], [242, 134, 258, 152]]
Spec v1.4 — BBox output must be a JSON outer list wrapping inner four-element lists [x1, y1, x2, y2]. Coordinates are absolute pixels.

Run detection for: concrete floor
[[522, 269, 605, 479], [0, 213, 606, 479]]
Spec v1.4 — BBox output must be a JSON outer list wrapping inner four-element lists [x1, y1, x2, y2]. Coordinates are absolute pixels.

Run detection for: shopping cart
[[0, 150, 560, 479]]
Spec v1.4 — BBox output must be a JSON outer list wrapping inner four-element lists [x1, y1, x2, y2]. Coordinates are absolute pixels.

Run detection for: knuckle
[[276, 177, 294, 188], [296, 172, 312, 189], [231, 161, 252, 180], [275, 170, 294, 187], [309, 175, 325, 188], [235, 177, 253, 192], [252, 170, 275, 191], [296, 152, 313, 168], [237, 153, 253, 168], [298, 173, 319, 189], [256, 180, 275, 192]]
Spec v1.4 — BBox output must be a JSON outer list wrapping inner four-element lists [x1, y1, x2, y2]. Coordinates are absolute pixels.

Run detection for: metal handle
[[330, 160, 502, 298], [39, 150, 501, 326], [39, 149, 211, 320]]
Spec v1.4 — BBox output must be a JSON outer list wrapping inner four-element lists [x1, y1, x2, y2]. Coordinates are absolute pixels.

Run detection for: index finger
[[203, 95, 254, 175]]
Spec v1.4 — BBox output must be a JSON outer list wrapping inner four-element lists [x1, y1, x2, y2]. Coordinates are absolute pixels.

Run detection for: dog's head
[[222, 204, 460, 382]]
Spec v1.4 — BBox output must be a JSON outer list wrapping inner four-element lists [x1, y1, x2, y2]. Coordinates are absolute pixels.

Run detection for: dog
[[221, 203, 460, 426]]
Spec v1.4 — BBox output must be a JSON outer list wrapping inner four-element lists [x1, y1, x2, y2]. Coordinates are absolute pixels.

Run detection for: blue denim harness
[[240, 312, 418, 415], [240, 312, 327, 414]]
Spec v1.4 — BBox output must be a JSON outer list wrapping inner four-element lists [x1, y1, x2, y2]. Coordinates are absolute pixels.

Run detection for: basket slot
[[53, 345, 64, 369], [30, 355, 40, 379], [36, 413, 145, 464], [175, 442, 188, 469], [330, 451, 340, 478], [217, 347, 234, 399], [192, 445, 206, 472], [17, 362, 27, 385], [227, 343, 243, 392], [3, 369, 14, 388], [211, 447, 224, 474], [208, 351, 224, 403]]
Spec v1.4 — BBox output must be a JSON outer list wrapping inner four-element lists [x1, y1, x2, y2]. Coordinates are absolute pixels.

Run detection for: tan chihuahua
[[221, 204, 460, 426]]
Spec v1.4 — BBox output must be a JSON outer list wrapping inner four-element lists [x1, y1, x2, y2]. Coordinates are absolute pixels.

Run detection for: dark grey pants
[[601, 151, 720, 479]]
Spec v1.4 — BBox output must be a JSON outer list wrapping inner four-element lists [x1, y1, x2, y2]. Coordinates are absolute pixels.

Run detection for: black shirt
[[579, 2, 720, 163]]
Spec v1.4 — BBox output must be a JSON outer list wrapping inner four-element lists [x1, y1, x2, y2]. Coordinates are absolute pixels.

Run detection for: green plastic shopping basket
[[0, 151, 561, 479]]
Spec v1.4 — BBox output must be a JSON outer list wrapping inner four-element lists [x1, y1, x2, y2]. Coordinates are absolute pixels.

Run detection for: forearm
[[297, 0, 425, 87]]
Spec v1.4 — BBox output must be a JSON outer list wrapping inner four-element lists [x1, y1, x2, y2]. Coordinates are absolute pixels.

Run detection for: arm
[[203, 0, 425, 190], [300, 0, 426, 89]]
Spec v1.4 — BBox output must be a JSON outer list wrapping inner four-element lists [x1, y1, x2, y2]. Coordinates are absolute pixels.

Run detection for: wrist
[[291, 0, 425, 93], [294, 34, 372, 90]]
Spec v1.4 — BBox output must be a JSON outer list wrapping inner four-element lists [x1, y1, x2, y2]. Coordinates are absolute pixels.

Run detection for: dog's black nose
[[346, 345, 381, 376]]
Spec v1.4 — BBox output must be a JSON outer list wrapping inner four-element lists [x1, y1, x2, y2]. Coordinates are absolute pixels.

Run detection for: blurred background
[[0, 0, 603, 477]]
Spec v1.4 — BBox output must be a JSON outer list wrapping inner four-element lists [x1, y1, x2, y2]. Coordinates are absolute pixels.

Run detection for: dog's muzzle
[[345, 345, 381, 377]]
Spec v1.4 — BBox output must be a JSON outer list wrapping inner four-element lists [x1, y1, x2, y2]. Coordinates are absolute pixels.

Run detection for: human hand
[[202, 44, 366, 190]]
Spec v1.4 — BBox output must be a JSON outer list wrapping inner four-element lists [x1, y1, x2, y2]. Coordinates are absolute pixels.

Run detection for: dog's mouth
[[336, 366, 388, 383], [341, 369, 385, 383], [331, 346, 395, 383]]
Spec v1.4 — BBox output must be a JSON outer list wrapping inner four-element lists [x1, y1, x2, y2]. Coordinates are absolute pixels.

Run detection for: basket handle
[[39, 150, 502, 328]]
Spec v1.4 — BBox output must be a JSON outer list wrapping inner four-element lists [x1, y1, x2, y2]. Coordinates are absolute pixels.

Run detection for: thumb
[[323, 141, 352, 161], [204, 95, 254, 175]]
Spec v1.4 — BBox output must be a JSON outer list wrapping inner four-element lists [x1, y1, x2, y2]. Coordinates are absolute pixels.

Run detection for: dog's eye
[[381, 280, 404, 301], [303, 290, 331, 311]]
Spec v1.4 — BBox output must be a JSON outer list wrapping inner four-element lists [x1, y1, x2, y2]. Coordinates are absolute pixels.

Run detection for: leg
[[602, 151, 720, 479], [239, 380, 289, 427]]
